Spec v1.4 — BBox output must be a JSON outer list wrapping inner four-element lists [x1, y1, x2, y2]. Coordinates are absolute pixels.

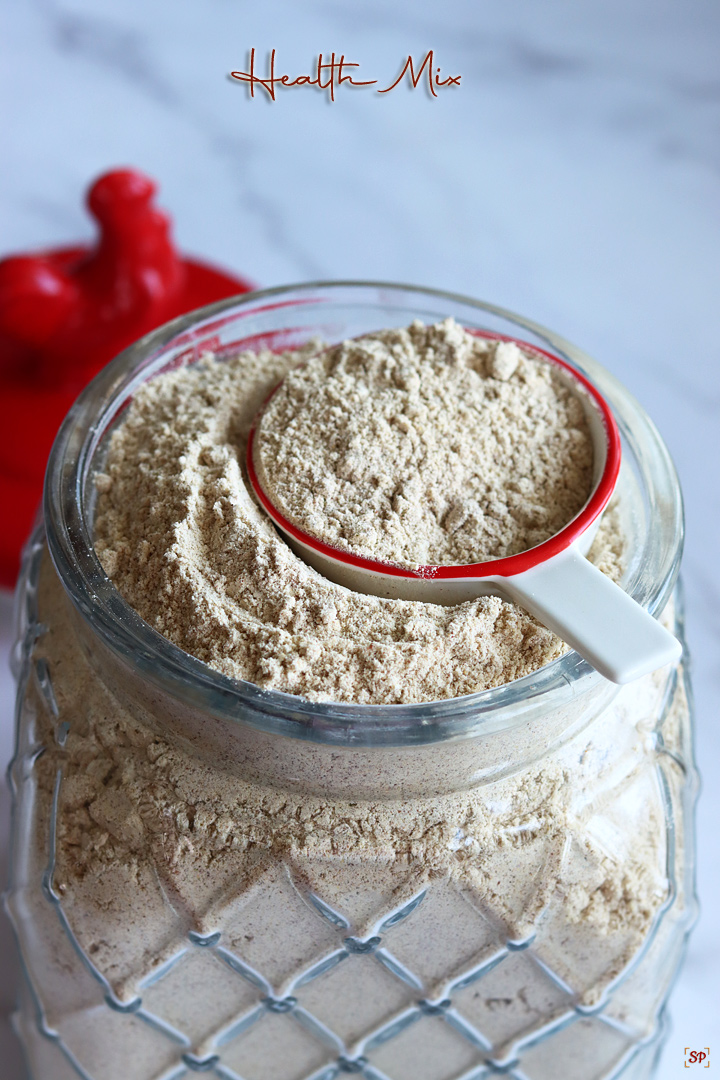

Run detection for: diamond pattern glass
[[5, 532, 698, 1080]]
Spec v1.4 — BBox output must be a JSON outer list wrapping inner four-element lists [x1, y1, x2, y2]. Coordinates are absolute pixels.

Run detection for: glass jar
[[6, 284, 697, 1080]]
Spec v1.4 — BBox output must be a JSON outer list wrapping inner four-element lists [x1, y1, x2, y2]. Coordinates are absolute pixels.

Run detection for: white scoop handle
[[497, 541, 681, 683]]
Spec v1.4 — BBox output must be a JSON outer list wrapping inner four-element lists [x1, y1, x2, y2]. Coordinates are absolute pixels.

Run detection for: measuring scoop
[[247, 338, 681, 684]]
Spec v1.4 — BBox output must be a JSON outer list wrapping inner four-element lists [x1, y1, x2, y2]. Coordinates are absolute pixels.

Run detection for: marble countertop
[[1, 0, 718, 1076]]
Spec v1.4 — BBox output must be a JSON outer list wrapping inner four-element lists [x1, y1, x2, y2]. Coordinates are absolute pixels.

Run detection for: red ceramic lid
[[0, 168, 255, 586]]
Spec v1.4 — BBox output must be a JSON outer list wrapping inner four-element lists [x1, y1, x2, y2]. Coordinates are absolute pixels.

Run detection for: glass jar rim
[[43, 280, 684, 747]]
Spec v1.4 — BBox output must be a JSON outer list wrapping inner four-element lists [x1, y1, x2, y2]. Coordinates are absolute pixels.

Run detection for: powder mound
[[93, 330, 622, 704], [254, 319, 594, 566]]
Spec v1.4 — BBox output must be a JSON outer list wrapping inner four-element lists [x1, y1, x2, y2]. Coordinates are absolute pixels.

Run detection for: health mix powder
[[93, 319, 621, 705], [253, 319, 594, 567], [21, 557, 683, 1079]]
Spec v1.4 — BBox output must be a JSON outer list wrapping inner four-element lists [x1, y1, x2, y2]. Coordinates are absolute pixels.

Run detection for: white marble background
[[1, 0, 718, 1076]]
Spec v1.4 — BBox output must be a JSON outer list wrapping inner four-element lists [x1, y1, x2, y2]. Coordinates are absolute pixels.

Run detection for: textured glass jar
[[6, 284, 697, 1080]]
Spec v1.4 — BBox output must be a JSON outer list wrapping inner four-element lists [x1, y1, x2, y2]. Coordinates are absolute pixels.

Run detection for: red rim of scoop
[[246, 332, 622, 581]]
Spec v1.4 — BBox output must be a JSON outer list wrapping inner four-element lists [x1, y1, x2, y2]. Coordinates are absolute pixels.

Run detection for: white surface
[[1, 1, 718, 1076]]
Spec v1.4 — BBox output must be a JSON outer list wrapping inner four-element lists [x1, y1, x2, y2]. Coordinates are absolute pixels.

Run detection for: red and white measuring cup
[[247, 337, 681, 684]]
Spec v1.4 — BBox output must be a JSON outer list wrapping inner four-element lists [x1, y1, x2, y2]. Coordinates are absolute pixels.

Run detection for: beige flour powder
[[254, 320, 594, 566], [93, 325, 620, 705], [13, 558, 685, 1080]]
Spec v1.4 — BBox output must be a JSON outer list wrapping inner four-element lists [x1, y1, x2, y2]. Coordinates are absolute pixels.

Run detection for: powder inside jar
[[93, 322, 621, 704], [254, 319, 594, 567]]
